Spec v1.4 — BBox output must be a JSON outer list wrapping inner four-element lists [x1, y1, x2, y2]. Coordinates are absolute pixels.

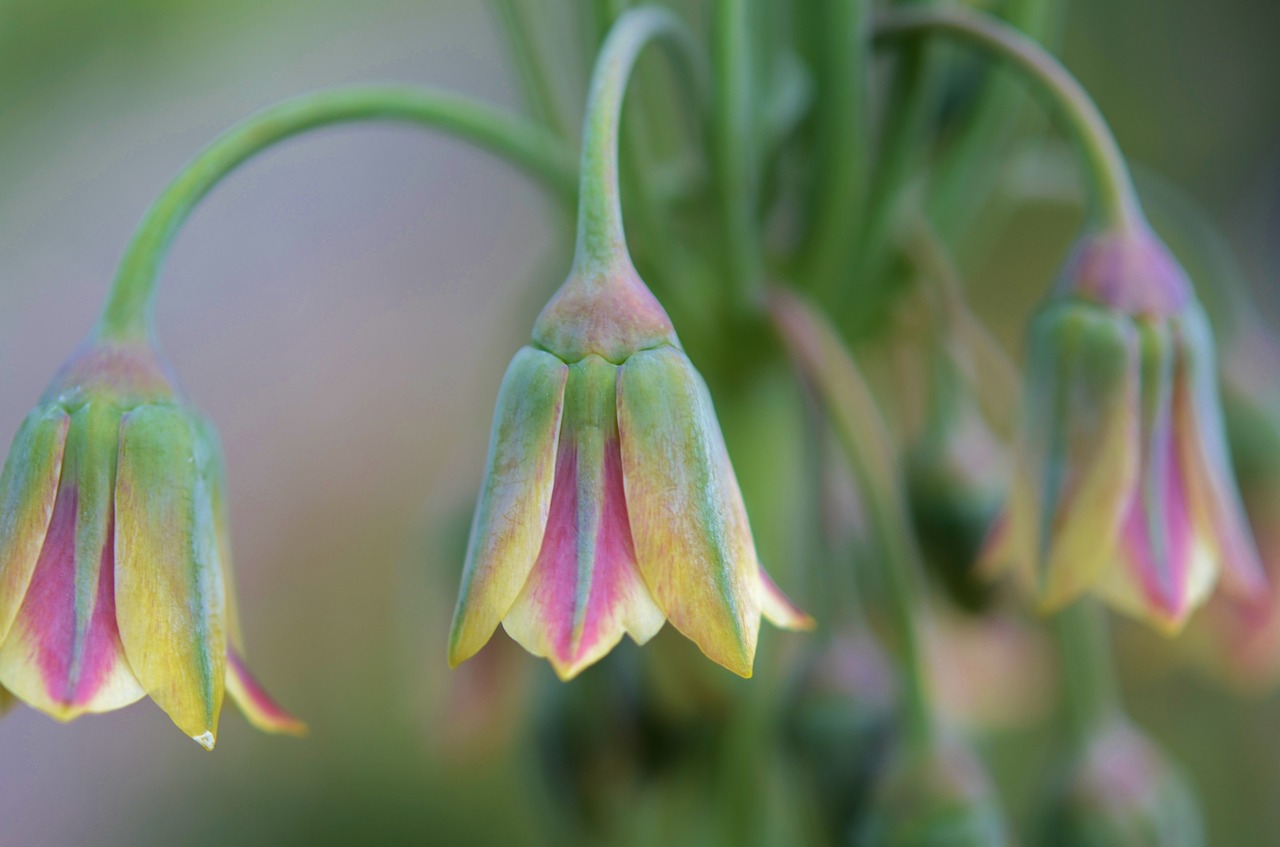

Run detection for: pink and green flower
[[0, 336, 304, 748], [986, 224, 1267, 632], [449, 258, 811, 680]]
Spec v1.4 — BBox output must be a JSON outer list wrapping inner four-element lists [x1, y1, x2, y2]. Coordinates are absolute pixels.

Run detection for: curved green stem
[[572, 6, 708, 274], [712, 0, 761, 305], [875, 6, 1142, 231], [98, 86, 578, 342], [927, 0, 1058, 241], [1053, 600, 1124, 747]]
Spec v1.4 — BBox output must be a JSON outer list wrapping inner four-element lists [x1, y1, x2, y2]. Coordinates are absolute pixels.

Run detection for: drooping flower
[[984, 222, 1267, 632], [448, 256, 811, 680], [0, 335, 304, 748]]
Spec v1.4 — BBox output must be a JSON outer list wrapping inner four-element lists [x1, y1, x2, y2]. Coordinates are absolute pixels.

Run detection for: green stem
[[1053, 600, 1123, 747], [712, 0, 762, 305], [769, 289, 936, 752], [801, 0, 870, 300], [489, 0, 572, 140], [848, 0, 946, 308], [875, 6, 1142, 231], [926, 0, 1058, 242], [98, 86, 577, 343], [572, 6, 707, 274]]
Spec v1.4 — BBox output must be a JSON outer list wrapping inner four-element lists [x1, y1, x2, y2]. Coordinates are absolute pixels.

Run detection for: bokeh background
[[0, 0, 1277, 844]]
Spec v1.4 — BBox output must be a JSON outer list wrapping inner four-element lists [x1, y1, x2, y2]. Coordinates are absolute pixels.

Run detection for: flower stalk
[[874, 6, 1143, 231], [98, 86, 578, 343], [769, 288, 936, 753], [712, 0, 763, 305], [1053, 601, 1122, 748], [571, 6, 707, 276]]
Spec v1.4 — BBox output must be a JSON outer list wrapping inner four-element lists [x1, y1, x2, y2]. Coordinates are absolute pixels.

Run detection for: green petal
[[449, 347, 569, 667], [115, 404, 226, 749], [0, 405, 70, 644], [617, 346, 760, 677], [1010, 301, 1139, 608]]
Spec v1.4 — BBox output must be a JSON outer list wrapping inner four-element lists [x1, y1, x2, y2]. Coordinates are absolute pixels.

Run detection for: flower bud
[[986, 224, 1266, 632], [0, 335, 303, 748], [1034, 721, 1204, 847], [852, 738, 1010, 846], [450, 258, 812, 680]]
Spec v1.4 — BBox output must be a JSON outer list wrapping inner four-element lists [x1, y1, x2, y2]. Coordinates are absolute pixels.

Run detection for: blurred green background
[[0, 1, 1277, 845]]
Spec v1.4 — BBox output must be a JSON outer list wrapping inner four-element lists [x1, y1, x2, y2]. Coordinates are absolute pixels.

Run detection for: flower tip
[[760, 568, 815, 632], [191, 731, 216, 751]]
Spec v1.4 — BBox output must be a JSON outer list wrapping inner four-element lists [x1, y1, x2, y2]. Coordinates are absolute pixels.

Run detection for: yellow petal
[[115, 404, 227, 748], [1012, 303, 1140, 609], [617, 347, 761, 677], [449, 348, 569, 667]]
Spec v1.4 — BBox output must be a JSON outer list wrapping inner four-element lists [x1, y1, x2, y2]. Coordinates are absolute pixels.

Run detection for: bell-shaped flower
[[0, 335, 304, 748], [448, 256, 811, 680], [984, 223, 1267, 632]]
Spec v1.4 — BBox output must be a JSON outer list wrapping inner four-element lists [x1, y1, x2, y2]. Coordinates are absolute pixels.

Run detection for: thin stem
[[489, 0, 572, 140], [1053, 600, 1124, 747], [98, 86, 577, 342], [849, 0, 946, 308], [800, 0, 870, 300], [926, 0, 1058, 241], [769, 288, 936, 752], [712, 0, 762, 305], [572, 6, 707, 273], [875, 6, 1142, 231]]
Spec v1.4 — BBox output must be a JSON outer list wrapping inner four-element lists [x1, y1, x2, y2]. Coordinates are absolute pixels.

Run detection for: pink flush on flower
[[0, 337, 305, 747], [449, 259, 812, 680], [984, 224, 1267, 632]]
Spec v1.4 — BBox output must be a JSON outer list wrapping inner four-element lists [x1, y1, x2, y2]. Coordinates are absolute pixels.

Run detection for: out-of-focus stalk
[[845, 0, 946, 312], [99, 86, 577, 342], [713, 0, 763, 305], [489, 0, 573, 140], [770, 288, 936, 753], [1053, 601, 1122, 748], [927, 0, 1059, 242], [800, 0, 870, 302], [874, 6, 1142, 231]]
